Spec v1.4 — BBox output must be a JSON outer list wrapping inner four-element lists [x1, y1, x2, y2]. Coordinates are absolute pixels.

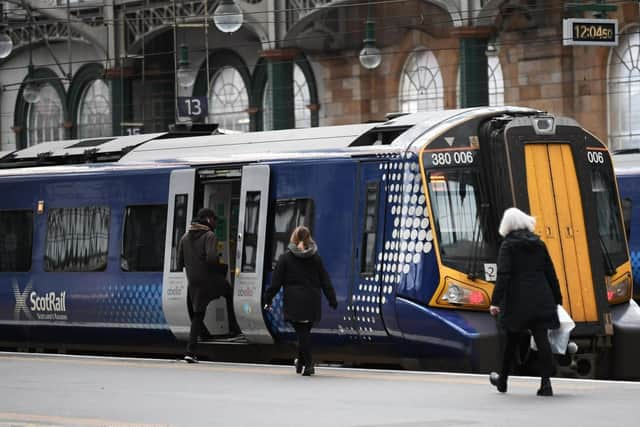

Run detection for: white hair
[[498, 207, 536, 237]]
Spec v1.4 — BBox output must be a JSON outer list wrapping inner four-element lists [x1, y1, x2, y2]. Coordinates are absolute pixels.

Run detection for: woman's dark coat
[[491, 230, 563, 332], [177, 221, 228, 313], [265, 244, 337, 322]]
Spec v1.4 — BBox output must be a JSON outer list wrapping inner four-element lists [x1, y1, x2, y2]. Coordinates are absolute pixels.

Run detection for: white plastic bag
[[530, 305, 576, 355]]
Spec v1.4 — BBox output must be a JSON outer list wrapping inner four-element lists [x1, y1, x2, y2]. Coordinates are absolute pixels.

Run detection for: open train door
[[233, 164, 274, 343], [162, 168, 195, 340]]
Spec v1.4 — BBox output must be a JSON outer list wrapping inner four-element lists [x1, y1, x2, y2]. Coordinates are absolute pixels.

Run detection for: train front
[[394, 109, 640, 379]]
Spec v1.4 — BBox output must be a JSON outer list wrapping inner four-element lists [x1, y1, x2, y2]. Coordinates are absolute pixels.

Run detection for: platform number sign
[[178, 96, 209, 119], [121, 122, 144, 136]]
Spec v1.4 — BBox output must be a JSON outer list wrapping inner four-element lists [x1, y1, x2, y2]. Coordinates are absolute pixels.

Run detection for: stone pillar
[[261, 48, 298, 130], [452, 26, 494, 108]]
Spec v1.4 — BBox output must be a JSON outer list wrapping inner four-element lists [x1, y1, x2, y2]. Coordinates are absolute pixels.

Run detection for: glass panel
[[0, 210, 33, 272], [399, 48, 444, 113], [242, 191, 261, 272], [45, 206, 110, 272], [170, 194, 188, 272], [26, 83, 64, 147], [608, 26, 640, 151], [488, 55, 504, 107], [121, 205, 167, 272], [270, 198, 315, 269], [262, 64, 311, 131], [427, 170, 497, 271], [591, 168, 626, 266], [208, 66, 249, 133], [78, 79, 113, 139], [361, 183, 379, 274]]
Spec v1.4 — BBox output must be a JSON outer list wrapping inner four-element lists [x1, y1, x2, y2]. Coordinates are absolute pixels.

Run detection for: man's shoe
[[184, 355, 199, 364], [489, 372, 507, 393], [302, 366, 315, 376], [294, 358, 304, 374]]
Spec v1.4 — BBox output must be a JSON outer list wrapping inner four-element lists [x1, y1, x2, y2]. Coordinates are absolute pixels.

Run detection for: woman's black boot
[[294, 358, 304, 374], [489, 372, 507, 393], [537, 377, 553, 396]]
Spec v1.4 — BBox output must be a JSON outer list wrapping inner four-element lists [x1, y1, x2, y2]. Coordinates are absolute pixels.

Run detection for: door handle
[[546, 226, 552, 238], [566, 226, 574, 238]]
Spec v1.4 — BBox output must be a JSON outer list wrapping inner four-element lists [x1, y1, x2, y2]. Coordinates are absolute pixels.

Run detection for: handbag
[[530, 304, 576, 355]]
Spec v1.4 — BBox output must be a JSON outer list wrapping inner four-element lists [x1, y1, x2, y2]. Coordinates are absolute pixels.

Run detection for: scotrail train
[[1, 107, 639, 379]]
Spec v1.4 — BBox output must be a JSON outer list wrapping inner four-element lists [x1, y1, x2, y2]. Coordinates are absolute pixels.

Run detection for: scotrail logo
[[12, 279, 68, 321]]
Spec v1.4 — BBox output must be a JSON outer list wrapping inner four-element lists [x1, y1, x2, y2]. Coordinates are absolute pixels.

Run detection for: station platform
[[0, 352, 637, 427]]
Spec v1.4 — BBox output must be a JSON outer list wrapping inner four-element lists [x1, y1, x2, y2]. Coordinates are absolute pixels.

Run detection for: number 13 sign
[[178, 96, 209, 119]]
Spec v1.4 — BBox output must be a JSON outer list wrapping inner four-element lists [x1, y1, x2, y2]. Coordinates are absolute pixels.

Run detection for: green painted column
[[262, 49, 298, 130], [106, 67, 133, 136], [455, 27, 494, 108]]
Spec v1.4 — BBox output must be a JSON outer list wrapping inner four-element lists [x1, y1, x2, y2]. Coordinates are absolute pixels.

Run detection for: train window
[[270, 198, 315, 270], [361, 183, 379, 274], [0, 210, 33, 272], [170, 194, 188, 272], [121, 205, 168, 272], [242, 192, 261, 272], [427, 170, 497, 272], [591, 168, 627, 266], [45, 206, 110, 272]]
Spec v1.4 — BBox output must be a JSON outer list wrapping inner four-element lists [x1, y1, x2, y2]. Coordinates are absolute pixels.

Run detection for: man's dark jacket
[[491, 230, 563, 332], [177, 220, 228, 313]]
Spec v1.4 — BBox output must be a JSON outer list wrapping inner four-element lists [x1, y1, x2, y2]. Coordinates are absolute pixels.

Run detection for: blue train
[[1, 107, 639, 379], [613, 151, 640, 303]]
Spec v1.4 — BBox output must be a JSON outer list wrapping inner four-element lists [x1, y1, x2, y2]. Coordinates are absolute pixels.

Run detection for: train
[[1, 106, 639, 380], [613, 150, 640, 303]]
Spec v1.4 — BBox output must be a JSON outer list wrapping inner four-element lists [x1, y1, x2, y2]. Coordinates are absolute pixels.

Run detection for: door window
[[361, 183, 379, 274], [170, 194, 188, 272], [241, 192, 260, 272]]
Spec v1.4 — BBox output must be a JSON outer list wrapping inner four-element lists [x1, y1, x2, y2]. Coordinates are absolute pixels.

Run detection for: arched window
[[77, 79, 112, 138], [488, 55, 504, 107], [608, 26, 640, 151], [208, 66, 250, 133], [262, 64, 311, 130], [26, 83, 64, 146], [399, 48, 443, 112]]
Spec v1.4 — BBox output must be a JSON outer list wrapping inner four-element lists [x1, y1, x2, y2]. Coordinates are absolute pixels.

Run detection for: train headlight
[[439, 279, 489, 308], [607, 274, 632, 305]]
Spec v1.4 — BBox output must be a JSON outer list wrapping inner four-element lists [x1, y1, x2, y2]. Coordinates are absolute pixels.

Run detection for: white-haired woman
[[489, 207, 562, 396]]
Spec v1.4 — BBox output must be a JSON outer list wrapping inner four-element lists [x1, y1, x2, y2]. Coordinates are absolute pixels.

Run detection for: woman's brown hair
[[290, 226, 314, 248]]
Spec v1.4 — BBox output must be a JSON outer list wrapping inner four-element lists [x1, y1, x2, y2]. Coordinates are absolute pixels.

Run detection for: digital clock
[[563, 18, 618, 46]]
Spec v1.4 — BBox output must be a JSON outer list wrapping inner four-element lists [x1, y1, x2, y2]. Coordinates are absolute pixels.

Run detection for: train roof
[[612, 150, 640, 175], [0, 106, 541, 169]]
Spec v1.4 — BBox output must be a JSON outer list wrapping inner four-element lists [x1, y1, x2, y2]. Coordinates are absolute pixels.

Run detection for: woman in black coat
[[264, 226, 338, 376], [489, 207, 563, 396]]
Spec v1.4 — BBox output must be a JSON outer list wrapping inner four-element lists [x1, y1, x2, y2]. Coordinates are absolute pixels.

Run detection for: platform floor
[[0, 352, 637, 427]]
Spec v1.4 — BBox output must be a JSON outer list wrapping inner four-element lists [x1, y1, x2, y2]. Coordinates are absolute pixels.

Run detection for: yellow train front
[[412, 109, 640, 379]]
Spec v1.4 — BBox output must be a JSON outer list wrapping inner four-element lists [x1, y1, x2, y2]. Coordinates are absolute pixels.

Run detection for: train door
[[524, 144, 598, 323], [233, 164, 274, 343], [162, 168, 195, 339], [350, 162, 389, 341], [199, 173, 240, 336]]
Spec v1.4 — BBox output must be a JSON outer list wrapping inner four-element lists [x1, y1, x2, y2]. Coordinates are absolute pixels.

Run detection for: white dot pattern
[[338, 152, 434, 341]]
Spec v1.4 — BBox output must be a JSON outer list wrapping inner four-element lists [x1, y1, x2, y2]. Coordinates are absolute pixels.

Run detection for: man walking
[[177, 208, 240, 363]]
